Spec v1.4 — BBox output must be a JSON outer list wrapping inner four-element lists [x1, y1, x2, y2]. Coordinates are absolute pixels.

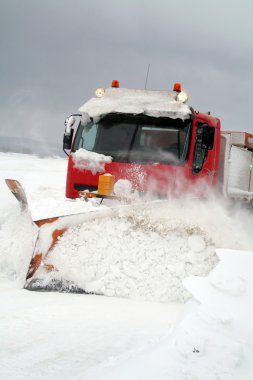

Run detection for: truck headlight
[[176, 91, 189, 103], [95, 88, 105, 98]]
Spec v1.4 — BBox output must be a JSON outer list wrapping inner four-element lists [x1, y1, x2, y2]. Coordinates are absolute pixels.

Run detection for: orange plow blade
[[26, 217, 65, 280], [24, 210, 115, 293], [5, 178, 132, 293]]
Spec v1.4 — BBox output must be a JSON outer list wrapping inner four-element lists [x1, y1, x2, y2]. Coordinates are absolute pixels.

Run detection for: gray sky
[[0, 0, 253, 146]]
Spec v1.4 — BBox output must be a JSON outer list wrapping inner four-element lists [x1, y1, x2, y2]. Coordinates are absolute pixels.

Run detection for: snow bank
[[0, 285, 185, 380], [0, 205, 37, 285], [1, 153, 253, 380], [83, 249, 253, 380], [29, 191, 100, 221], [0, 153, 105, 284], [41, 207, 217, 303], [72, 148, 112, 175], [1, 153, 253, 305], [78, 87, 192, 121], [31, 194, 253, 304]]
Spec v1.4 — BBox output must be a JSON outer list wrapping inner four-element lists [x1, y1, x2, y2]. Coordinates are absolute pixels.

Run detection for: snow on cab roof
[[78, 88, 192, 121]]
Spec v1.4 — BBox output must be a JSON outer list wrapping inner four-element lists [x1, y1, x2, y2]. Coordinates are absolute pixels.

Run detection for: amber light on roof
[[173, 83, 182, 92], [111, 80, 120, 88]]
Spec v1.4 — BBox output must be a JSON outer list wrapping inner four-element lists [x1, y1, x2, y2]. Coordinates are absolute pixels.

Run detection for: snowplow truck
[[6, 81, 253, 294], [63, 81, 253, 202]]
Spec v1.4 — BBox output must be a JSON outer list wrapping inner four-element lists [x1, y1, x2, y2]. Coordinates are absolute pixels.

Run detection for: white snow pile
[[78, 87, 192, 121], [84, 249, 253, 380], [72, 148, 112, 175], [0, 205, 37, 285], [1, 152, 253, 305], [33, 196, 253, 304], [1, 153, 253, 380], [39, 207, 217, 303], [29, 190, 99, 221]]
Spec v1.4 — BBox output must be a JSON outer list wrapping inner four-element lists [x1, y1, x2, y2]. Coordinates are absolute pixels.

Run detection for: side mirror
[[63, 116, 76, 152], [63, 130, 74, 150]]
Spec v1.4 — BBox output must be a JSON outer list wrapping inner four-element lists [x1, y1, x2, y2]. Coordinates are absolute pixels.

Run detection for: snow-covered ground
[[0, 152, 252, 379]]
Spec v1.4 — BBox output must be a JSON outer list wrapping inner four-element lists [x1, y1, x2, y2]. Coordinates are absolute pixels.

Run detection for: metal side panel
[[230, 131, 246, 146], [227, 145, 253, 200]]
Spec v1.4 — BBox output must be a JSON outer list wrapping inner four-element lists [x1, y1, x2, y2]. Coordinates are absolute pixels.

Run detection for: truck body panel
[[219, 131, 253, 200]]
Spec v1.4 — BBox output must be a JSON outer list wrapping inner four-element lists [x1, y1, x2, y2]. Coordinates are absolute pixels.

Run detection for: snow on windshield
[[78, 88, 192, 121], [72, 148, 112, 175]]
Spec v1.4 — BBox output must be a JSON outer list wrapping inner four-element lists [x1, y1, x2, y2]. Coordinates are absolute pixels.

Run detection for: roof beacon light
[[173, 83, 182, 92], [111, 80, 120, 88], [95, 88, 105, 98], [176, 91, 189, 103]]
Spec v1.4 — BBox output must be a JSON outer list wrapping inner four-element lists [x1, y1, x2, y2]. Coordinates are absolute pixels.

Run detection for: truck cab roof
[[78, 87, 193, 122]]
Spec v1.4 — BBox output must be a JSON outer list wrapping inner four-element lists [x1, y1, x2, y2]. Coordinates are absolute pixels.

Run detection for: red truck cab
[[63, 84, 221, 199]]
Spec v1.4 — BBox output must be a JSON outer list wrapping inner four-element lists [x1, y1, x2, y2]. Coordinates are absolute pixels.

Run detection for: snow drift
[[1, 153, 253, 380], [1, 153, 253, 304]]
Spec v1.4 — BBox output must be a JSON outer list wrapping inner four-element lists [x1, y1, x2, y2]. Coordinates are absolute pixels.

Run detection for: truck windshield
[[73, 113, 191, 164]]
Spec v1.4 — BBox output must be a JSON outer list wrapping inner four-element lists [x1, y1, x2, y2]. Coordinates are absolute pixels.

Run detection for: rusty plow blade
[[5, 178, 115, 293], [6, 178, 154, 293], [24, 216, 75, 292], [24, 209, 116, 293]]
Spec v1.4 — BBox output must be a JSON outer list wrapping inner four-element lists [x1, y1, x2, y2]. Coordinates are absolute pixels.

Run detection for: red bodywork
[[66, 112, 221, 199]]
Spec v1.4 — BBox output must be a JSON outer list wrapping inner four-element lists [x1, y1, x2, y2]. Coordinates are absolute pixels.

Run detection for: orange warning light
[[173, 83, 182, 92], [111, 80, 120, 88]]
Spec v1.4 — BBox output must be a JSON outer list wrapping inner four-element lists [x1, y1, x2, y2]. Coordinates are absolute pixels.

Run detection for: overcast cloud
[[0, 0, 253, 148]]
